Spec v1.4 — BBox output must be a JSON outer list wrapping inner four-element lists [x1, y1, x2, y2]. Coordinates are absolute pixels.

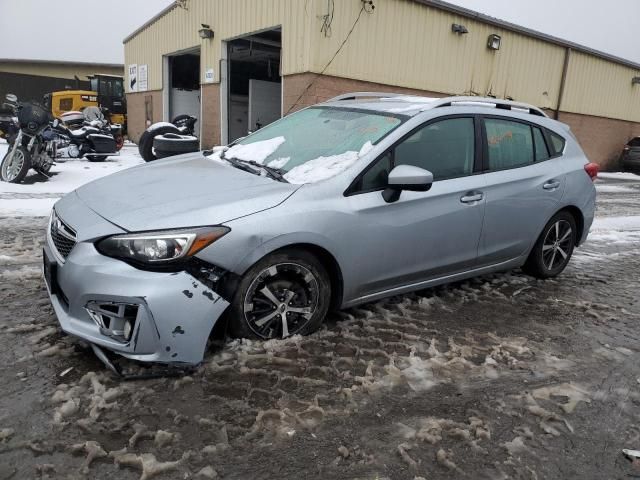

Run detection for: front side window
[[226, 107, 403, 184], [394, 117, 475, 180], [485, 118, 533, 170]]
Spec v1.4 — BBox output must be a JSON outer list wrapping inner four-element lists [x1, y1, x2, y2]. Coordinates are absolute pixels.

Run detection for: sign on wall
[[204, 68, 215, 83], [128, 64, 138, 92], [138, 64, 148, 91]]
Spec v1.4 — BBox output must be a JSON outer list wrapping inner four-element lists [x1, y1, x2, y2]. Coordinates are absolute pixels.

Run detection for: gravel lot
[[1, 165, 639, 479]]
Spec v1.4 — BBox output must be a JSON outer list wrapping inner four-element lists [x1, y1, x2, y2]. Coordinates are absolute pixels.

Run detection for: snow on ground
[[0, 141, 144, 217], [597, 172, 640, 181]]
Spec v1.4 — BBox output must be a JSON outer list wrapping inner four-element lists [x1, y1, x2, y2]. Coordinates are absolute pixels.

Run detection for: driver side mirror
[[382, 164, 433, 203]]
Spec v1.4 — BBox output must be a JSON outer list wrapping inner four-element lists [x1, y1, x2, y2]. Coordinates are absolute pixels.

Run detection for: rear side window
[[484, 118, 533, 170], [394, 117, 475, 181], [548, 131, 566, 155], [533, 127, 550, 161], [628, 137, 640, 147]]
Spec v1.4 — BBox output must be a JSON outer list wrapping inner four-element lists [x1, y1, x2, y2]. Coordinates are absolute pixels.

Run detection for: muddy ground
[[1, 176, 640, 480]]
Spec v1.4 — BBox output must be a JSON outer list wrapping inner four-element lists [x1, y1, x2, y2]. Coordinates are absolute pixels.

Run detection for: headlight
[[96, 227, 230, 265]]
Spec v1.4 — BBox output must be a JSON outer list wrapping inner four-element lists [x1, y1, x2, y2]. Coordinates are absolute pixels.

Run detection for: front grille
[[50, 210, 77, 260]]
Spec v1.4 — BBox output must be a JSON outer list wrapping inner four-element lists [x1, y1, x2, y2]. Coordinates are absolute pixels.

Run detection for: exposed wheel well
[[557, 206, 584, 245], [272, 244, 344, 311]]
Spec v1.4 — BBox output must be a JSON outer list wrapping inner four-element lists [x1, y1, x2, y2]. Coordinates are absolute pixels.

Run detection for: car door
[[344, 116, 487, 299], [477, 116, 566, 265]]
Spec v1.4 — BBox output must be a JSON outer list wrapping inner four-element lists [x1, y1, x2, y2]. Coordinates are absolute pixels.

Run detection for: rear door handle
[[543, 180, 561, 190], [460, 192, 483, 204]]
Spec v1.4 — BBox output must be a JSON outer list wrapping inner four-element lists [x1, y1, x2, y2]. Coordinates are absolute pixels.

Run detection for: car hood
[[75, 153, 300, 231]]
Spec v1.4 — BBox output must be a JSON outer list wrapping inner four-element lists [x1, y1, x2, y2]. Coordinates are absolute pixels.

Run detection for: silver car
[[44, 93, 598, 367]]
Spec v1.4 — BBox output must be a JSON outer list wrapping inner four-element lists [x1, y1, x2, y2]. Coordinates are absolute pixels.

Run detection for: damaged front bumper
[[44, 239, 230, 366]]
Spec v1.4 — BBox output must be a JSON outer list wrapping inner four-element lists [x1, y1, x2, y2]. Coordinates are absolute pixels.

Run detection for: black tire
[[152, 134, 199, 154], [154, 149, 173, 159], [1, 145, 31, 183], [522, 211, 577, 279], [86, 155, 106, 162], [227, 249, 331, 340], [138, 125, 180, 162]]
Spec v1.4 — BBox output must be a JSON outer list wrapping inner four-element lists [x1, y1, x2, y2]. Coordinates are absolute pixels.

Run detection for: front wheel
[[523, 211, 577, 279], [227, 250, 331, 340], [1, 145, 31, 183]]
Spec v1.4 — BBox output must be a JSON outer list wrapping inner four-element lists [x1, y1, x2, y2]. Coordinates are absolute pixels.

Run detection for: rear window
[[533, 127, 550, 161], [548, 131, 566, 156], [628, 137, 640, 147]]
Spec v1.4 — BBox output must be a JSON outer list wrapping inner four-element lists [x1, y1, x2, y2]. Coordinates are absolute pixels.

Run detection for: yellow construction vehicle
[[44, 74, 127, 132]]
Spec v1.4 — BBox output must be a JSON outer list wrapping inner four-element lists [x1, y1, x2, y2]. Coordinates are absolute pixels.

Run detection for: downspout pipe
[[555, 47, 571, 120]]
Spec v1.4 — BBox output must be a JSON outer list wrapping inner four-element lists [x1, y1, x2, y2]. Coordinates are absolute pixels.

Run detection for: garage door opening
[[227, 28, 281, 142], [168, 50, 200, 135]]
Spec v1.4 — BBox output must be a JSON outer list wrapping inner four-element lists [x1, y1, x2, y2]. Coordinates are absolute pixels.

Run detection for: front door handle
[[543, 180, 561, 190], [460, 192, 483, 204]]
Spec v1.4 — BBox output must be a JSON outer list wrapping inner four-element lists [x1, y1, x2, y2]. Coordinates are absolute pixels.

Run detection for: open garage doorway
[[167, 49, 200, 136], [226, 28, 281, 143]]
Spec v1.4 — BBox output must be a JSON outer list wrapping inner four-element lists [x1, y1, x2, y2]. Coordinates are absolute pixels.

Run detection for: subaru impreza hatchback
[[44, 93, 598, 367]]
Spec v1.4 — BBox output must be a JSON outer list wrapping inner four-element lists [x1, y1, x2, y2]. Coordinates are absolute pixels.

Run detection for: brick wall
[[283, 73, 445, 114], [557, 111, 640, 170], [200, 83, 220, 148], [125, 90, 163, 143]]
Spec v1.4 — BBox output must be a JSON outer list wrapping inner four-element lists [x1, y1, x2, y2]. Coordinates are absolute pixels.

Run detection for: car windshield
[[219, 107, 403, 184]]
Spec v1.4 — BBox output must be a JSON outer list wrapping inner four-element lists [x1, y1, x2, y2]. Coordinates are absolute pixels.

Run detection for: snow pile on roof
[[381, 95, 440, 104], [225, 137, 286, 164]]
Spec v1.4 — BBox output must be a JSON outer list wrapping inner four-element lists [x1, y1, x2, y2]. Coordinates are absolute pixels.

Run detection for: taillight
[[584, 162, 599, 181]]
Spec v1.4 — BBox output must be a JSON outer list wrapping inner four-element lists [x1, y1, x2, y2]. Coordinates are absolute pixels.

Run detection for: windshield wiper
[[217, 148, 288, 183], [237, 159, 288, 183]]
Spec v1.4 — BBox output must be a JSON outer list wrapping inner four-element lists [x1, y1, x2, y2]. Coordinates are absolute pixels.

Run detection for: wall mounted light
[[633, 77, 640, 85], [199, 24, 214, 39], [487, 34, 501, 51], [451, 23, 468, 34]]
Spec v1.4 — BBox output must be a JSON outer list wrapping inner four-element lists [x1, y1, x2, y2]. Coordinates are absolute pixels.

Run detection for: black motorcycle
[[0, 94, 19, 144], [55, 106, 122, 162], [0, 94, 58, 183], [138, 114, 198, 162]]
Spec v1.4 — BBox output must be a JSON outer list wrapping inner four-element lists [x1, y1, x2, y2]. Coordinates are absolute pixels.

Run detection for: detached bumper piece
[[90, 343, 197, 380]]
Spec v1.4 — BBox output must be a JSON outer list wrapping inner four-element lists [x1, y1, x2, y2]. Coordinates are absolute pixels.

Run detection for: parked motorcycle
[[54, 106, 122, 162], [0, 94, 58, 183], [0, 94, 19, 144], [138, 114, 198, 162]]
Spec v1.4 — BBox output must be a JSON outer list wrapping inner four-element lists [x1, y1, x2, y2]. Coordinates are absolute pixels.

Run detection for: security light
[[451, 23, 468, 34], [633, 77, 640, 85], [487, 34, 501, 50], [199, 24, 214, 39]]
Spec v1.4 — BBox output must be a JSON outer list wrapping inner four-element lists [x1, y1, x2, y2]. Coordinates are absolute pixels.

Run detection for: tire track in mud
[[1, 194, 640, 479]]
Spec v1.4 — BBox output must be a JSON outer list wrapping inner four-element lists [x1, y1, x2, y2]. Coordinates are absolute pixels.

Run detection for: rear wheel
[[228, 250, 331, 340], [523, 211, 577, 279], [1, 146, 31, 183]]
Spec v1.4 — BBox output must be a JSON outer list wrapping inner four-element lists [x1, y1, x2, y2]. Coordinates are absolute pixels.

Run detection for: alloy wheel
[[1, 149, 25, 181], [243, 262, 319, 339], [541, 219, 573, 271]]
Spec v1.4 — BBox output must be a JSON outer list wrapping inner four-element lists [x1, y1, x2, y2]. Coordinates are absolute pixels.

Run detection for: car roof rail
[[327, 92, 403, 102], [433, 96, 548, 118], [327, 92, 548, 118]]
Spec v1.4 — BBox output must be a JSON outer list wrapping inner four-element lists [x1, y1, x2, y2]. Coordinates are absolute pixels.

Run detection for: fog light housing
[[85, 301, 139, 343], [123, 319, 133, 341]]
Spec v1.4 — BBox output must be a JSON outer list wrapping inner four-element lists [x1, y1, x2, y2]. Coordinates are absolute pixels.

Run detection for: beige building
[[124, 0, 640, 169]]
